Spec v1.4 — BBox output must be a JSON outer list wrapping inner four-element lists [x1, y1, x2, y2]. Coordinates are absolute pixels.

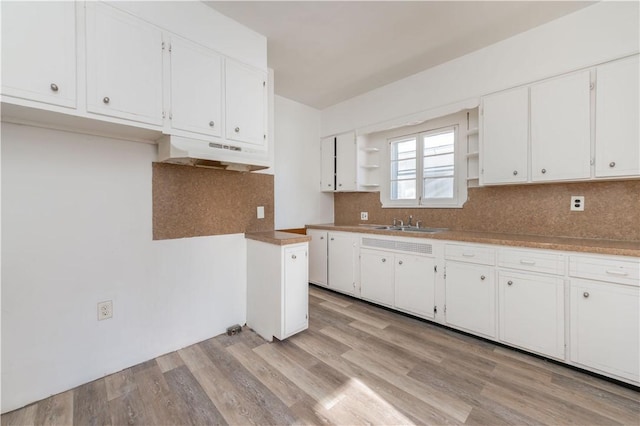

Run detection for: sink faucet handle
[[393, 218, 398, 226], [408, 215, 413, 226]]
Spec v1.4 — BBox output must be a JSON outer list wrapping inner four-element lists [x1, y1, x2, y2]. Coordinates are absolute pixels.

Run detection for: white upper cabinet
[[530, 70, 591, 182], [595, 55, 640, 178], [1, 1, 76, 108], [86, 2, 163, 126], [225, 59, 267, 147], [480, 87, 528, 185], [320, 132, 357, 192], [169, 36, 222, 137]]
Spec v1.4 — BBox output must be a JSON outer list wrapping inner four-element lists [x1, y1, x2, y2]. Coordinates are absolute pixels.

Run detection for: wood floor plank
[[200, 338, 297, 425], [342, 348, 473, 423], [155, 351, 184, 373], [226, 341, 306, 407], [133, 363, 191, 425], [164, 365, 227, 426], [309, 286, 353, 307], [108, 388, 148, 426], [73, 379, 112, 426], [1, 403, 38, 426], [319, 300, 390, 329], [104, 368, 137, 401], [32, 390, 73, 426]]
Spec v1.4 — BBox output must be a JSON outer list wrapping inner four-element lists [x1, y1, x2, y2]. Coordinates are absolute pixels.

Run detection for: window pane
[[391, 138, 416, 161], [391, 179, 416, 200], [393, 159, 416, 179], [424, 153, 454, 177], [423, 131, 454, 154], [423, 177, 454, 199]]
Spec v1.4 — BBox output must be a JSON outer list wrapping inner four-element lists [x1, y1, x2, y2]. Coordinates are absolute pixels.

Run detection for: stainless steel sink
[[373, 225, 447, 233]]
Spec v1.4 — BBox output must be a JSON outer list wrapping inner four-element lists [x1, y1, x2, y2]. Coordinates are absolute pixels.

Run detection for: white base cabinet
[[499, 271, 565, 359], [247, 239, 309, 342], [360, 248, 395, 307], [394, 254, 436, 319], [307, 229, 328, 287], [328, 232, 359, 296]]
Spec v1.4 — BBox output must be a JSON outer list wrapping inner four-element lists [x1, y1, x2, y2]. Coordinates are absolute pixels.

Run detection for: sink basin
[[373, 225, 447, 233]]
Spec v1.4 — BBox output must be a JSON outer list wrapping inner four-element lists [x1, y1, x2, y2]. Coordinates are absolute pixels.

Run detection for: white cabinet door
[[283, 246, 309, 338], [499, 272, 565, 359], [169, 36, 222, 137], [328, 233, 357, 296], [360, 249, 394, 307], [86, 2, 163, 125], [530, 71, 591, 182], [445, 262, 496, 338], [595, 56, 640, 178], [321, 137, 336, 192], [1, 1, 76, 108], [336, 132, 357, 191], [571, 279, 640, 383], [395, 255, 435, 319], [480, 87, 528, 185], [225, 59, 267, 147], [308, 230, 328, 287]]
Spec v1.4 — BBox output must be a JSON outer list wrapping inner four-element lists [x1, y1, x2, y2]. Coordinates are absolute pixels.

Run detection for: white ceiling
[[205, 1, 594, 110]]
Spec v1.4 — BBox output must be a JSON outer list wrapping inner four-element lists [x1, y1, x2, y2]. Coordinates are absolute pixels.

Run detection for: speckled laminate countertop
[[306, 224, 640, 257], [246, 231, 311, 246]]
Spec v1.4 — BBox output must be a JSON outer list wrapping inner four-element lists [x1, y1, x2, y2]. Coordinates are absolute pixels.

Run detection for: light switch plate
[[257, 206, 265, 219]]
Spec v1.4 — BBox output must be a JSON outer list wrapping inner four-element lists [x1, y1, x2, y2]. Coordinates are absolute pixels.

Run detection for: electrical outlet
[[257, 206, 265, 219], [97, 300, 113, 321], [570, 196, 585, 211], [360, 211, 368, 220]]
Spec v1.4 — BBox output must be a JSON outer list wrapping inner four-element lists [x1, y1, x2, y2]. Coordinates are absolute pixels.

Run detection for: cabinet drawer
[[499, 249, 565, 275], [569, 255, 640, 286], [445, 244, 495, 265]]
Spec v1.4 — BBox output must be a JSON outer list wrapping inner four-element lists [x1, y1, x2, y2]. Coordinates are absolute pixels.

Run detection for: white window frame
[[381, 112, 468, 208]]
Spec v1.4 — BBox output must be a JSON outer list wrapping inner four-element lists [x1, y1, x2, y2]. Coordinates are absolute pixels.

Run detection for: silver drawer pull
[[583, 292, 590, 298], [398, 260, 403, 265], [462, 252, 475, 257], [609, 162, 616, 168], [520, 259, 536, 265], [507, 280, 513, 286], [103, 96, 110, 104], [480, 275, 486, 280], [320, 236, 324, 240], [50, 83, 59, 92], [291, 254, 297, 260], [606, 269, 628, 276], [381, 258, 386, 263]]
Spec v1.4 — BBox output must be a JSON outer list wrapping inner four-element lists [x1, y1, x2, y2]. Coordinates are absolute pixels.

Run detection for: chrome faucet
[[416, 220, 422, 229], [393, 218, 404, 227]]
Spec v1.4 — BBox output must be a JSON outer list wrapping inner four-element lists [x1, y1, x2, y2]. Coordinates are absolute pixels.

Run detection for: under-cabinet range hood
[[157, 135, 271, 172]]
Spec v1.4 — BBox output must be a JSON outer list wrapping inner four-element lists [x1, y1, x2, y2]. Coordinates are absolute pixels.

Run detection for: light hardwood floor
[[3, 285, 639, 425]]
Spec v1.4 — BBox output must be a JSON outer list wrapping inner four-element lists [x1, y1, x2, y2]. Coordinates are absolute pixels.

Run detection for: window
[[387, 124, 465, 208]]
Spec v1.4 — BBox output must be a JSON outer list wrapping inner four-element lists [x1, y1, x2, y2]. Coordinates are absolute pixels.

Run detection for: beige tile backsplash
[[334, 180, 640, 241]]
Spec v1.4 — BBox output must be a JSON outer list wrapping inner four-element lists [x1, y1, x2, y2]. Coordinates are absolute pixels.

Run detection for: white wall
[[1, 123, 247, 412], [274, 95, 333, 229], [321, 1, 640, 136]]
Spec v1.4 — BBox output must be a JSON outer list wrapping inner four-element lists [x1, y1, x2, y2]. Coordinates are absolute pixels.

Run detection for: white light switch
[[257, 206, 265, 219]]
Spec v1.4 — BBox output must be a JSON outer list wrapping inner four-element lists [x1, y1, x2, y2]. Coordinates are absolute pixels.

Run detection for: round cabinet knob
[[507, 280, 513, 286], [209, 121, 215, 127], [513, 170, 518, 176], [541, 168, 547, 174], [398, 260, 403, 265], [338, 183, 343, 187], [330, 237, 334, 241], [320, 236, 324, 240], [291, 254, 297, 260], [103, 97, 110, 104], [381, 258, 386, 263], [50, 83, 59, 92], [583, 292, 590, 298], [480, 275, 486, 280], [234, 127, 240, 133], [609, 162, 616, 168]]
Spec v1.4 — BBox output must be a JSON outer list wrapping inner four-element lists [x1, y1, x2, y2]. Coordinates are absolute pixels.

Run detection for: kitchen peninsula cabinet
[[247, 233, 310, 342], [307, 229, 328, 287], [1, 1, 77, 109], [595, 55, 640, 178], [168, 36, 223, 138], [86, 2, 164, 126]]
